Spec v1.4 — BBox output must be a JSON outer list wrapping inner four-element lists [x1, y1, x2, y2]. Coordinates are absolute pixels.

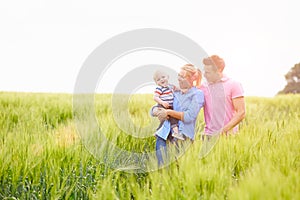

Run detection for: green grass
[[0, 92, 299, 199]]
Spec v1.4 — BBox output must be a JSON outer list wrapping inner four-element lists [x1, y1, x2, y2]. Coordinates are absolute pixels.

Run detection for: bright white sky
[[1, 0, 299, 97]]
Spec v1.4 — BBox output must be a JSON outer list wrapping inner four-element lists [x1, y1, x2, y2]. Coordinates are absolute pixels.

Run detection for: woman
[[152, 64, 204, 166]]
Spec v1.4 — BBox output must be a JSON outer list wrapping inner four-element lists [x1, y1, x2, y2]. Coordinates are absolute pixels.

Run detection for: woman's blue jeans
[[155, 135, 167, 166], [156, 134, 192, 166]]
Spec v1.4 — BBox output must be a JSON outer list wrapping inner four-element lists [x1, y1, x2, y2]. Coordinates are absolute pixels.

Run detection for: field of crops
[[0, 92, 299, 199]]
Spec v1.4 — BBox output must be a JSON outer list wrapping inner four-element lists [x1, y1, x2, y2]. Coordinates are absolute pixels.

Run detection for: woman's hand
[[153, 107, 168, 122]]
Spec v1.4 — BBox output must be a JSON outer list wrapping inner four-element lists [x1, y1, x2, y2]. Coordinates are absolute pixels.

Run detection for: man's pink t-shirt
[[200, 75, 244, 135]]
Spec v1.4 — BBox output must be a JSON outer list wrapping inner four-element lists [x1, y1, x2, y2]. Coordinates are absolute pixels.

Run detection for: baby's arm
[[154, 95, 169, 108], [169, 84, 180, 92]]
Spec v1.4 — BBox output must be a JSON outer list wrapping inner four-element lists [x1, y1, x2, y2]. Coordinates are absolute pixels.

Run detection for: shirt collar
[[221, 74, 229, 81], [207, 74, 229, 85]]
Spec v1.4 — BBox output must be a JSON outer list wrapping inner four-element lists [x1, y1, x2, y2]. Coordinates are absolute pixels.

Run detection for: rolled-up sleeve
[[182, 90, 204, 123]]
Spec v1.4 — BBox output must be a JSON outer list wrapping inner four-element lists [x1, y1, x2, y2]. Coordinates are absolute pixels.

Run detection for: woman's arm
[[167, 89, 204, 122], [181, 91, 204, 123], [152, 106, 182, 121], [166, 109, 184, 121]]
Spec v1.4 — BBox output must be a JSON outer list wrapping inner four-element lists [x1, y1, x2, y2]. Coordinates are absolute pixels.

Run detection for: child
[[153, 70, 184, 140]]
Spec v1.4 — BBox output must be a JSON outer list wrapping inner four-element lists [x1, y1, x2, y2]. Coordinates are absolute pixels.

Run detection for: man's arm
[[222, 96, 246, 134]]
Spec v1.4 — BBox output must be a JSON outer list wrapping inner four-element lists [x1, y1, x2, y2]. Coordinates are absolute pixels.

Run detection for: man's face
[[204, 65, 221, 83]]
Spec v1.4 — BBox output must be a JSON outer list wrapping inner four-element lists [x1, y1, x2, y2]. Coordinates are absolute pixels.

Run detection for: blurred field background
[[0, 92, 299, 199]]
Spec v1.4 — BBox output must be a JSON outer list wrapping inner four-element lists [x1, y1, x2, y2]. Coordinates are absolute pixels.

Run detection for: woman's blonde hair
[[181, 64, 202, 87]]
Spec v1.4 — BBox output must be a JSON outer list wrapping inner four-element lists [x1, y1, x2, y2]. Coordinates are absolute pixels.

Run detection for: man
[[200, 55, 246, 136]]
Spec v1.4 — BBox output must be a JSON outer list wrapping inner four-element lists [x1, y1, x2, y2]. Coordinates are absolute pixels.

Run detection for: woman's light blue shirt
[[153, 87, 204, 140]]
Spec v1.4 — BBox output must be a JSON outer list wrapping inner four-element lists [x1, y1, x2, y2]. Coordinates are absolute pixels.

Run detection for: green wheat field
[[0, 92, 299, 199]]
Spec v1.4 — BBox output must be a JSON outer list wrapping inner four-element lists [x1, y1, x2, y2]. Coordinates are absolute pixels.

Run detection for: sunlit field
[[0, 92, 299, 199]]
